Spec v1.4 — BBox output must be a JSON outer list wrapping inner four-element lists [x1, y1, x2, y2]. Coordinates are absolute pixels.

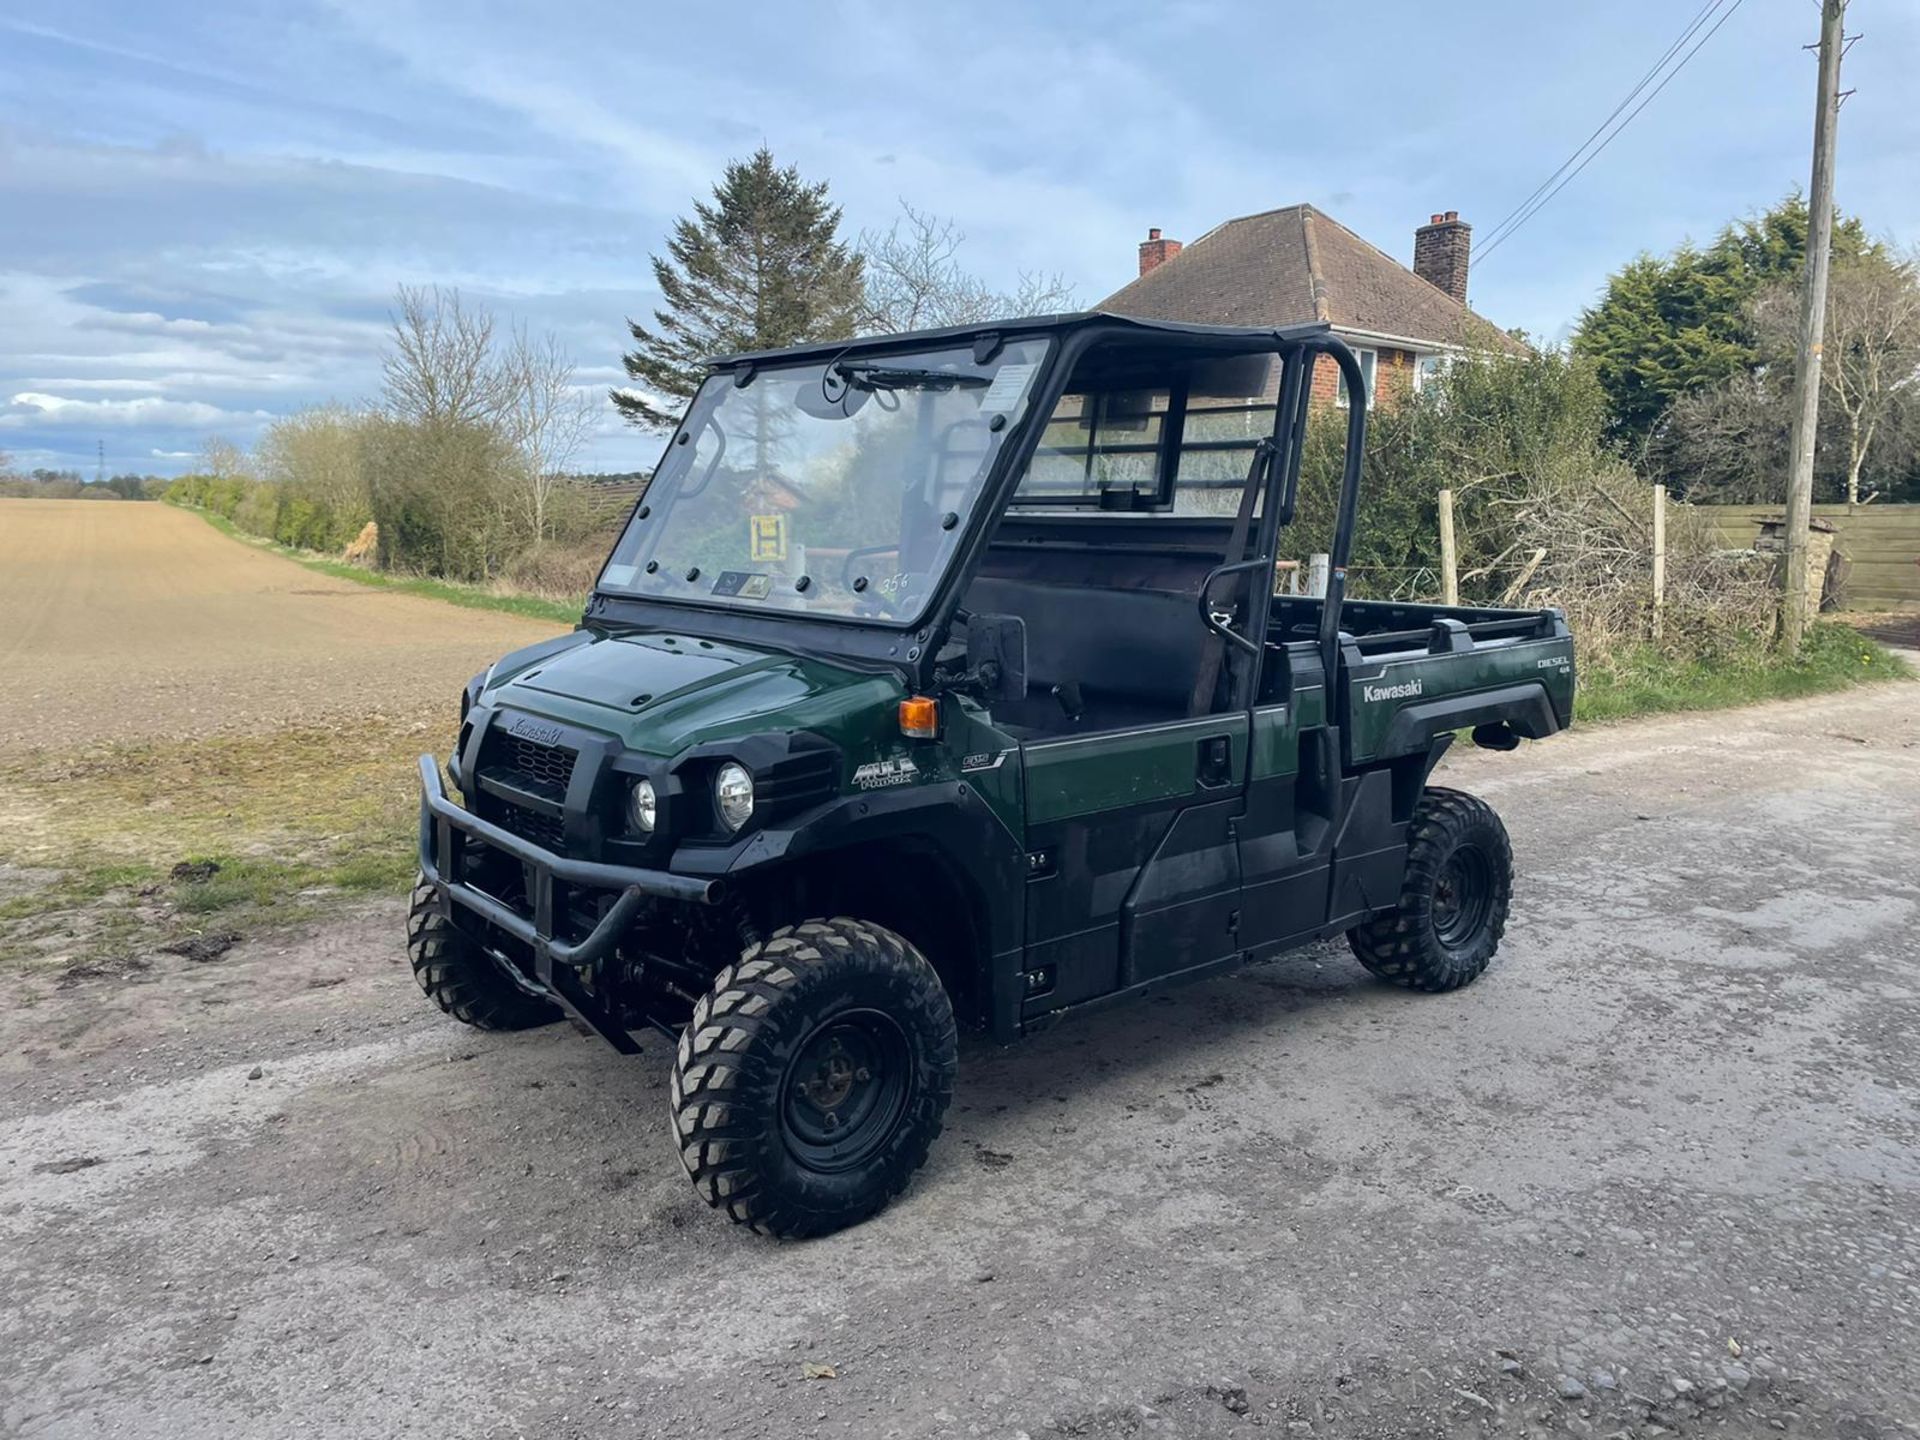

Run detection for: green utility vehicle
[[414, 314, 1574, 1238]]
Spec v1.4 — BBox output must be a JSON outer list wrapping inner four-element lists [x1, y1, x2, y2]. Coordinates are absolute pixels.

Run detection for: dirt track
[[3, 681, 1918, 1439], [0, 500, 564, 748]]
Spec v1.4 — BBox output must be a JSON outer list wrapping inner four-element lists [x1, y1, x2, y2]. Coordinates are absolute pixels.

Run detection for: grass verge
[[0, 720, 425, 974], [176, 503, 585, 625], [1577, 621, 1911, 724]]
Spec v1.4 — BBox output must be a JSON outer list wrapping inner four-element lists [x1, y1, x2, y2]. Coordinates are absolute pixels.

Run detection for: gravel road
[[0, 500, 563, 747], [2, 680, 1917, 1439]]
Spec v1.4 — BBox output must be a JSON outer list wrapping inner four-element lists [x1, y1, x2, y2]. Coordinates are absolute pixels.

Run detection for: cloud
[[2, 392, 271, 429]]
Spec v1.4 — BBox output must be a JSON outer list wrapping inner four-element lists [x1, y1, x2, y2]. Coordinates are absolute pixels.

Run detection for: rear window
[[1012, 353, 1282, 515]]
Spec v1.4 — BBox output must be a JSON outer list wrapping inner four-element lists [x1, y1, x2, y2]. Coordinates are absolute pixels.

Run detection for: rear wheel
[[406, 875, 560, 1030], [1348, 788, 1512, 992], [670, 918, 957, 1239]]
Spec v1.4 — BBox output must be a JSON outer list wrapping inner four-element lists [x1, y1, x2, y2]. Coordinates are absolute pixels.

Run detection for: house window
[[1336, 348, 1377, 410], [1413, 353, 1452, 395]]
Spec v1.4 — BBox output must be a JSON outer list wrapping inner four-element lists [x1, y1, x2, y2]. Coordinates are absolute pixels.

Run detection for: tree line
[[0, 458, 167, 500], [1573, 195, 1920, 506]]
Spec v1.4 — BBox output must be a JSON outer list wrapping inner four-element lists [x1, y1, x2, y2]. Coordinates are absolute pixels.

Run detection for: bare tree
[[382, 285, 513, 427], [860, 202, 1076, 335], [496, 325, 599, 542], [377, 286, 603, 544], [1755, 248, 1920, 504], [1650, 374, 1793, 503], [198, 436, 252, 481], [1007, 269, 1080, 319]]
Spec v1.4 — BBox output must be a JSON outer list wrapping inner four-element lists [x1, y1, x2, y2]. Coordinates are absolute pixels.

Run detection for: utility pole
[[1781, 0, 1846, 654]]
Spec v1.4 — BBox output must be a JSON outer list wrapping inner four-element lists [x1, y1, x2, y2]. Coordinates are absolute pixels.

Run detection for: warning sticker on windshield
[[978, 362, 1037, 413], [602, 563, 637, 587], [712, 571, 772, 600]]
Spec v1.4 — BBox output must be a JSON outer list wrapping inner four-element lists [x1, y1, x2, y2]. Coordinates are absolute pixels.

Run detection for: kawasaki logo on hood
[[1363, 678, 1424, 703]]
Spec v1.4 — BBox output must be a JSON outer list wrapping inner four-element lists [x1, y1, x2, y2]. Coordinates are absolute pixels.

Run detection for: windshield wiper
[[833, 362, 990, 393]]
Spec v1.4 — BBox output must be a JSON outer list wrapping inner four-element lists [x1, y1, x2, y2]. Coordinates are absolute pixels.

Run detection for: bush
[[231, 481, 281, 539], [360, 416, 526, 581], [167, 472, 257, 522], [258, 406, 374, 551], [498, 537, 609, 601], [1288, 350, 1775, 667]]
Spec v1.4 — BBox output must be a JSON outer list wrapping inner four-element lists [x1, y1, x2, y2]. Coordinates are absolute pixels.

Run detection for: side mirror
[[964, 613, 1027, 704]]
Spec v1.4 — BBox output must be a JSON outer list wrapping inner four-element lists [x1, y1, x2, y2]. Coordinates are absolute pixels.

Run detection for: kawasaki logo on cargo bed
[[1363, 678, 1424, 703]]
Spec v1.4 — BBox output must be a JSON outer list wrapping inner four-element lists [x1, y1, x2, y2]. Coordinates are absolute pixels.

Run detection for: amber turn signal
[[898, 695, 939, 739]]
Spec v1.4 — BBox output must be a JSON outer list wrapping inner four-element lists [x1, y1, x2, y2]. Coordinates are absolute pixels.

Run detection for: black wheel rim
[[1432, 844, 1494, 950], [779, 1009, 912, 1174]]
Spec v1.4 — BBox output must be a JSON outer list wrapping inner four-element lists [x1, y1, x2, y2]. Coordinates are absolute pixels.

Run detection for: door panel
[[1021, 716, 1247, 1017], [1122, 796, 1243, 984]]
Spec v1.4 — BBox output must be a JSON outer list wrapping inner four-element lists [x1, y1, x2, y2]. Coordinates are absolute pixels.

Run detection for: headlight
[[627, 778, 657, 834], [715, 762, 754, 832]]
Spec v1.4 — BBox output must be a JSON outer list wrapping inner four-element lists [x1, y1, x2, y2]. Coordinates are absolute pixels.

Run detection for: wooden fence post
[[1651, 483, 1667, 641], [1437, 487, 1459, 607], [1307, 553, 1330, 598]]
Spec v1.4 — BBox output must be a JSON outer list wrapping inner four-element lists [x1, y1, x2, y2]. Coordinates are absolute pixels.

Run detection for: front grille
[[477, 721, 581, 855], [493, 803, 565, 852], [499, 734, 578, 794]]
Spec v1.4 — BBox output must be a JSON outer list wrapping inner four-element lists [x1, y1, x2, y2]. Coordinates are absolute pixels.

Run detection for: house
[[1101, 206, 1525, 408]]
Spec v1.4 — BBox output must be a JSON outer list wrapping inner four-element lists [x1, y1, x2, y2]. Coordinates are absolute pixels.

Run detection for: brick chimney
[[1138, 227, 1183, 277], [1413, 210, 1471, 304]]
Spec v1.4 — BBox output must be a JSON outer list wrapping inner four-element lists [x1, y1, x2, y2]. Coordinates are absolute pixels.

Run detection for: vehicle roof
[[707, 311, 1334, 369]]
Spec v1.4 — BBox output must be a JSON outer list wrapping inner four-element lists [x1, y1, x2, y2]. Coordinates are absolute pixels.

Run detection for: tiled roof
[[1099, 204, 1526, 355]]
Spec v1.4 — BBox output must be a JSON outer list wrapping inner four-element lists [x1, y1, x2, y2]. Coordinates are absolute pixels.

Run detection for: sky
[[2, 0, 1916, 478]]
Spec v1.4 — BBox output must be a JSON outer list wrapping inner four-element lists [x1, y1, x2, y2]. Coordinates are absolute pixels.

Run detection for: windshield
[[597, 337, 1050, 625]]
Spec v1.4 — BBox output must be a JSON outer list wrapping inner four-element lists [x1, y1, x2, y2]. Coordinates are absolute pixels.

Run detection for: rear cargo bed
[[1266, 596, 1576, 766]]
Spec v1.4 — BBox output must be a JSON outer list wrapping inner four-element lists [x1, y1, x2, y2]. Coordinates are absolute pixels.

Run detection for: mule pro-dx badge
[[852, 755, 918, 790]]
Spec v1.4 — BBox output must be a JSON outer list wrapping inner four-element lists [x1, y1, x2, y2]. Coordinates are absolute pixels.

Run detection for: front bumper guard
[[417, 755, 722, 1050]]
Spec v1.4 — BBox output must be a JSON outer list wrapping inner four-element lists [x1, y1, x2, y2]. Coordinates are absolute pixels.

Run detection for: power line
[[1476, 0, 1750, 267], [1478, 0, 1747, 263], [1478, 0, 1724, 253]]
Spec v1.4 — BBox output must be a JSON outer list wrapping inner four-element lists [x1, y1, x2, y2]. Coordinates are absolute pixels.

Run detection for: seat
[[963, 574, 1207, 736]]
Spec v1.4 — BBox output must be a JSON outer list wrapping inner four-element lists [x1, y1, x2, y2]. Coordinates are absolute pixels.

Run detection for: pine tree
[[615, 148, 865, 430], [1572, 194, 1877, 444]]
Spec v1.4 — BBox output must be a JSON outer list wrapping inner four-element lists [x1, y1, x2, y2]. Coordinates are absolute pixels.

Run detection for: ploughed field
[[0, 499, 565, 978], [0, 499, 563, 748]]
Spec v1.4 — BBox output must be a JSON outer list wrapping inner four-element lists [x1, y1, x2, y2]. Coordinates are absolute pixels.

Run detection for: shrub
[[498, 537, 608, 601], [1288, 350, 1774, 667], [360, 416, 525, 581], [258, 406, 374, 551]]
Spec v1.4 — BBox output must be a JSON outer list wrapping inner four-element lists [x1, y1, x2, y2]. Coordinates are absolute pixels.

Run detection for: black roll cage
[[585, 312, 1370, 696]]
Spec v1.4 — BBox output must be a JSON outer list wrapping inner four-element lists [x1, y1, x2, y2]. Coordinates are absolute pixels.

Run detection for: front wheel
[[406, 875, 560, 1031], [670, 918, 957, 1239], [1348, 788, 1512, 992]]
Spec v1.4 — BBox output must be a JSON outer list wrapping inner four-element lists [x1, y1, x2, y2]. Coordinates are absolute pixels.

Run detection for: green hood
[[483, 631, 901, 758]]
